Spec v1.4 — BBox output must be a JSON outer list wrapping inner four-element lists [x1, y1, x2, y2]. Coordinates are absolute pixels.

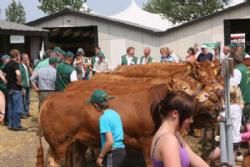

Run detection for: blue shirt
[[160, 55, 174, 63], [197, 53, 213, 62], [99, 109, 125, 149]]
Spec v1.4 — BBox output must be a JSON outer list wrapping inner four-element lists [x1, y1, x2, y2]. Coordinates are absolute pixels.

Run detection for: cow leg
[[46, 148, 60, 167], [142, 139, 152, 167], [65, 142, 87, 167]]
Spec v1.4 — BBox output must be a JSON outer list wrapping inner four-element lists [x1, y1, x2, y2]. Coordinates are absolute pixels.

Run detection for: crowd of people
[[0, 42, 249, 166]]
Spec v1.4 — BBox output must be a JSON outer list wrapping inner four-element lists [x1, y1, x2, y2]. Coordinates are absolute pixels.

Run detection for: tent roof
[[109, 0, 173, 31]]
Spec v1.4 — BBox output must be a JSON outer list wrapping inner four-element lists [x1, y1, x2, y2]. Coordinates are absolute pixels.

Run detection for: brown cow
[[37, 62, 223, 167], [37, 84, 169, 167]]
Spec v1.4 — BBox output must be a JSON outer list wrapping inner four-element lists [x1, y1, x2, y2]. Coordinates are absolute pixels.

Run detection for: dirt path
[[0, 92, 42, 167]]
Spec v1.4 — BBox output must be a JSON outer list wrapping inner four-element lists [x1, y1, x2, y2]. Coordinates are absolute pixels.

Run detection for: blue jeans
[[22, 87, 30, 116], [7, 89, 23, 129]]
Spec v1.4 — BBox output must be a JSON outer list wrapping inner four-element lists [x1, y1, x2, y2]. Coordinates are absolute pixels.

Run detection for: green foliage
[[38, 0, 88, 14], [5, 0, 26, 24], [144, 0, 230, 24]]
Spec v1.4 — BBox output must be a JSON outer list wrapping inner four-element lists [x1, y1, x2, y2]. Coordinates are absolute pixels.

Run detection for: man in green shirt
[[20, 53, 33, 117], [230, 47, 250, 131], [121, 47, 138, 65], [140, 47, 154, 64], [55, 51, 77, 91]]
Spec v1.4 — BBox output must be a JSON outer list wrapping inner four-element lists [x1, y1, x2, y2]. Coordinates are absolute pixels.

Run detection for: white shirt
[[126, 55, 134, 65], [171, 53, 179, 63], [93, 61, 109, 73], [220, 104, 242, 143], [230, 69, 242, 86], [70, 70, 78, 81]]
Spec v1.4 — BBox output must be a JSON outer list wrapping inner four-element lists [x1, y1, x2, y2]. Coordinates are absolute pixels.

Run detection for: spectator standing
[[2, 49, 26, 131], [93, 52, 109, 73], [0, 55, 10, 125], [170, 49, 180, 63], [230, 47, 250, 133], [20, 53, 32, 117], [34, 49, 56, 71], [220, 45, 231, 63], [160, 47, 175, 63], [55, 51, 77, 91], [197, 45, 213, 62], [0, 69, 7, 124], [186, 47, 196, 62], [30, 57, 60, 109], [87, 89, 126, 167], [140, 47, 154, 64], [213, 47, 220, 62], [121, 47, 138, 65], [74, 48, 86, 80]]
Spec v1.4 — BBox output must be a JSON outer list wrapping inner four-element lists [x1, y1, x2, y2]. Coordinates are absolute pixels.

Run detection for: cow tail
[[36, 125, 44, 167], [36, 101, 46, 167]]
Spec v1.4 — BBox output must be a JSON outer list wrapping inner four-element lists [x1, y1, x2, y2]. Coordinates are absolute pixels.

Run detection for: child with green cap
[[87, 89, 126, 167]]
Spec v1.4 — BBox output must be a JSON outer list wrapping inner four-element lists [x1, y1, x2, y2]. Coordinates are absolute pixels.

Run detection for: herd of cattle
[[36, 61, 225, 167]]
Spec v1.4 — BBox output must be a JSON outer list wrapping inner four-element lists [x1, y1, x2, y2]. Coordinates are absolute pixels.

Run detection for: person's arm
[[159, 134, 182, 167], [15, 69, 22, 86], [0, 71, 7, 84], [70, 70, 78, 81], [30, 72, 39, 92], [99, 132, 113, 158], [177, 133, 209, 167]]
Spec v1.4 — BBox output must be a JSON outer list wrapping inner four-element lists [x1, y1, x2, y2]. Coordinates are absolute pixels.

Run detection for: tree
[[5, 0, 26, 24], [38, 0, 90, 14], [144, 0, 230, 24]]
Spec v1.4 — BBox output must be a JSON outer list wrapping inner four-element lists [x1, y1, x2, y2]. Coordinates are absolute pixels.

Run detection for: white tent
[[109, 0, 173, 31]]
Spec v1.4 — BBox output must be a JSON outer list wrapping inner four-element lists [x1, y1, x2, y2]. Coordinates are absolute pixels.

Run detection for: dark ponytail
[[151, 91, 196, 134]]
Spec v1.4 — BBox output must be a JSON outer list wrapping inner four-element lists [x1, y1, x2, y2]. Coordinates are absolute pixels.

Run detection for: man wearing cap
[[93, 52, 109, 73], [230, 47, 250, 132], [197, 45, 213, 62], [87, 89, 126, 167], [121, 47, 138, 65], [31, 57, 60, 108], [55, 51, 77, 91], [140, 47, 154, 64], [34, 49, 56, 71]]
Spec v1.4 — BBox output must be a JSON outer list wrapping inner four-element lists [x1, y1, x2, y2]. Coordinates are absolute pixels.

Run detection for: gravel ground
[[0, 92, 45, 167]]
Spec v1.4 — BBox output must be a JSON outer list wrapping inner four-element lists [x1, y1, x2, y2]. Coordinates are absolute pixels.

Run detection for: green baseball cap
[[49, 57, 61, 64], [64, 51, 75, 58], [87, 89, 115, 104]]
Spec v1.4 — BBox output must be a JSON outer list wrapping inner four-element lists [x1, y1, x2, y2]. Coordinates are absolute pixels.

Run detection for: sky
[[0, 0, 244, 22]]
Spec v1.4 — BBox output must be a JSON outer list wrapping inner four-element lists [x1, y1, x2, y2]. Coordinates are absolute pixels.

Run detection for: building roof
[[0, 19, 48, 36], [27, 8, 163, 33], [109, 0, 173, 31], [27, 1, 250, 34]]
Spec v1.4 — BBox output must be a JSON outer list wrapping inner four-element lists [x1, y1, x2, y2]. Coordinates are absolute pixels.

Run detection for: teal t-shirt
[[99, 109, 125, 149]]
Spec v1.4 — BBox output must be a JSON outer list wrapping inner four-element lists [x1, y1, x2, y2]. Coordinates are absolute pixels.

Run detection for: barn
[[27, 0, 250, 68], [0, 20, 48, 61]]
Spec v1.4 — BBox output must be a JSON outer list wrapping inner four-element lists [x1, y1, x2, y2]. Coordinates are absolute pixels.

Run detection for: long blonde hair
[[230, 86, 244, 106]]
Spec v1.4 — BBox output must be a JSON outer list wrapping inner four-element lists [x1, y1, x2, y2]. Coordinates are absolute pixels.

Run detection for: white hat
[[201, 45, 208, 49]]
